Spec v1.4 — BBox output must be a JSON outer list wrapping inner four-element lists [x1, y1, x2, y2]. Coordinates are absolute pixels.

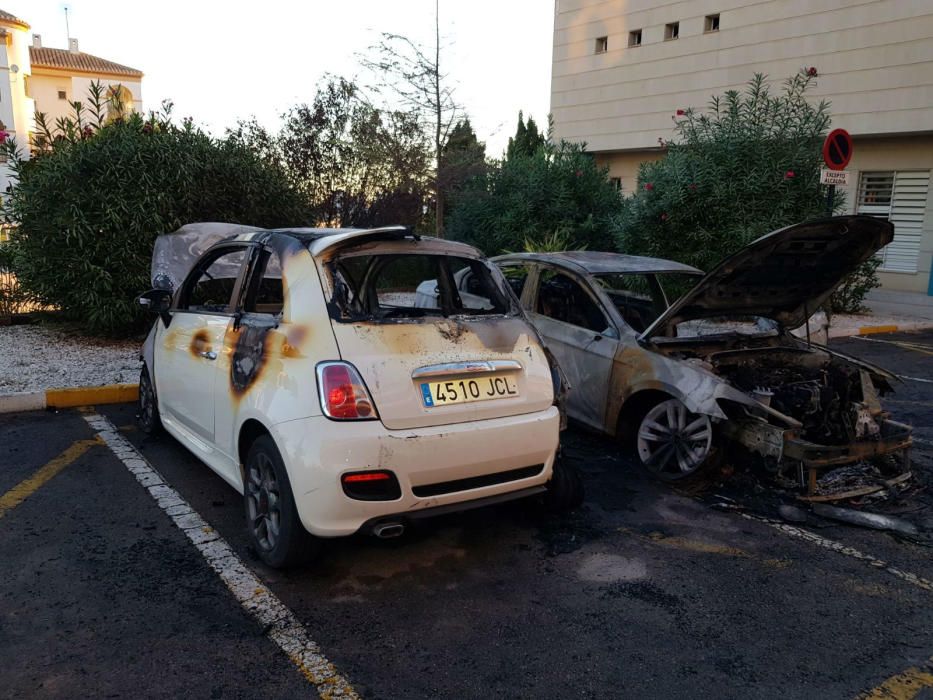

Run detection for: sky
[[11, 0, 555, 156]]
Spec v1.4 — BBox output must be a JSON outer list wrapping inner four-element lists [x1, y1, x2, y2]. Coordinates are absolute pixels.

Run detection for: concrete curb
[[856, 324, 901, 336], [0, 383, 139, 414]]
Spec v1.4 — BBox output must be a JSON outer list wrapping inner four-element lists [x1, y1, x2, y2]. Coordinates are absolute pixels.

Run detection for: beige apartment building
[[0, 8, 142, 194], [551, 0, 933, 295]]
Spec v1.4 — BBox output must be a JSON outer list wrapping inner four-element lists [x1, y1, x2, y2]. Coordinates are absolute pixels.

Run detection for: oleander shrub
[[0, 88, 308, 335]]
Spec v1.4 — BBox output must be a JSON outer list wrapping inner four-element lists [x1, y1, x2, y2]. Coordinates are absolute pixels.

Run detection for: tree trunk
[[434, 0, 444, 237]]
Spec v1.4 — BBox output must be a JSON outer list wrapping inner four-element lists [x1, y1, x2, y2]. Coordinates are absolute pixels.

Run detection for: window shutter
[[884, 171, 929, 273], [857, 171, 929, 273]]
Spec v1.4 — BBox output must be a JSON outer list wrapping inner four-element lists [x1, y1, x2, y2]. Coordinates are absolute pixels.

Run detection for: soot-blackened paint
[[190, 329, 211, 357], [228, 321, 275, 398]]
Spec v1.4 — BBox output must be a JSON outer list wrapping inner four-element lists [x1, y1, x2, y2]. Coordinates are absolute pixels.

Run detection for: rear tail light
[[341, 470, 401, 501], [316, 362, 379, 420]]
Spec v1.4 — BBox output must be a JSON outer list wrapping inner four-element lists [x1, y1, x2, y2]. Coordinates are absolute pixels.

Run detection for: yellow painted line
[[858, 325, 900, 336], [860, 657, 933, 699], [0, 438, 100, 520], [646, 531, 751, 558], [620, 528, 752, 558], [46, 383, 139, 409]]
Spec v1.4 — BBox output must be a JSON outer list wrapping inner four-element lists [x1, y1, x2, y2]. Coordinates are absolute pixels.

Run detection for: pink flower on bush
[[784, 170, 795, 179], [688, 183, 697, 191], [807, 66, 818, 77], [142, 123, 153, 135], [0, 131, 7, 144], [82, 126, 94, 139], [660, 212, 669, 222], [575, 169, 582, 177], [644, 183, 654, 191]]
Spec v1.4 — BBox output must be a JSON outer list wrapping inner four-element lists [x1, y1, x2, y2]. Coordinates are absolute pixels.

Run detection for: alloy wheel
[[636, 398, 713, 479], [246, 452, 282, 552], [139, 370, 155, 428]]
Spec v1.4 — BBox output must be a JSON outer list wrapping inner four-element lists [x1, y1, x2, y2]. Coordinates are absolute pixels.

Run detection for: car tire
[[543, 457, 584, 512], [243, 435, 321, 569], [137, 365, 163, 435], [635, 397, 717, 482]]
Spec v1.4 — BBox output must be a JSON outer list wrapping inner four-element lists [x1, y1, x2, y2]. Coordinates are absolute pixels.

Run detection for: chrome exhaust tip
[[373, 522, 405, 539]]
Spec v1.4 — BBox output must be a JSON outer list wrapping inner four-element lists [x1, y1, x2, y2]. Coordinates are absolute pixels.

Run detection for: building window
[[610, 177, 622, 191], [594, 36, 608, 54], [705, 14, 720, 32], [857, 171, 931, 273], [57, 90, 67, 100], [665, 22, 679, 40], [628, 30, 642, 47], [106, 85, 135, 122]]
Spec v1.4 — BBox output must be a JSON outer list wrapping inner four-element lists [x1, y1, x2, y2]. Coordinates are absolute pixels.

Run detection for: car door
[[155, 244, 251, 445], [527, 267, 618, 431]]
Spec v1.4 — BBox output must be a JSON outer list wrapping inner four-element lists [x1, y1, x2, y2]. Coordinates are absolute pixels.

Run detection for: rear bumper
[[271, 406, 560, 537], [356, 485, 547, 535]]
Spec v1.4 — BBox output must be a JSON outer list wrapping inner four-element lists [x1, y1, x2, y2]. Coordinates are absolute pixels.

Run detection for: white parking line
[[741, 512, 933, 593], [83, 413, 358, 700]]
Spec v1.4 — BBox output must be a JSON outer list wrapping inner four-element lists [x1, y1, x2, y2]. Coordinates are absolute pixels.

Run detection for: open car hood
[[640, 216, 894, 340]]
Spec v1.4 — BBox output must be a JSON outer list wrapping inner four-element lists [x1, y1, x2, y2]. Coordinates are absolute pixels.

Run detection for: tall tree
[[438, 118, 486, 221], [506, 111, 546, 159], [228, 77, 432, 229], [361, 0, 461, 236]]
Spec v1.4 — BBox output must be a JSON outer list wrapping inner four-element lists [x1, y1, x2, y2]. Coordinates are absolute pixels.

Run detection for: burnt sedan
[[492, 216, 912, 488]]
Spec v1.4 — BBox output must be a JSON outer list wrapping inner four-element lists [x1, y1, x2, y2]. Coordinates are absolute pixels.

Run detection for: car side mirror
[[138, 289, 173, 326]]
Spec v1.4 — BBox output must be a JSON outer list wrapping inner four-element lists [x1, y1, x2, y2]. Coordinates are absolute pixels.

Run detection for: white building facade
[[551, 0, 933, 295]]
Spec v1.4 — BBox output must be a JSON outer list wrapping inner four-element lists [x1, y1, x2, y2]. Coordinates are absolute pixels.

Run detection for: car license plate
[[420, 373, 519, 407]]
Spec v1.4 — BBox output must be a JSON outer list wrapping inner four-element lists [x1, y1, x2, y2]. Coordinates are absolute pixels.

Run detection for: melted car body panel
[[494, 216, 910, 477]]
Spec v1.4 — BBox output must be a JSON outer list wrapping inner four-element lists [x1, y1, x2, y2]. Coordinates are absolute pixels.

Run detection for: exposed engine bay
[[708, 345, 889, 446], [650, 332, 913, 494]]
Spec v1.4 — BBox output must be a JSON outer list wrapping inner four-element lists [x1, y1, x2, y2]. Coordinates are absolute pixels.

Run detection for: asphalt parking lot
[[2, 332, 933, 699]]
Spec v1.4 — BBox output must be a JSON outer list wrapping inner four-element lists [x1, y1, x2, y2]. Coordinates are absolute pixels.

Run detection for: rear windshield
[[329, 253, 514, 321]]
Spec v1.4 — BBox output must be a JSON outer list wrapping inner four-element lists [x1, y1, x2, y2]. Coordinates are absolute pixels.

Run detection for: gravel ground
[[0, 325, 141, 393]]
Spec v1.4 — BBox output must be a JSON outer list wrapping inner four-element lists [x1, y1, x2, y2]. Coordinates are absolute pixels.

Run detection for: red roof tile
[[29, 46, 143, 78], [0, 9, 29, 29]]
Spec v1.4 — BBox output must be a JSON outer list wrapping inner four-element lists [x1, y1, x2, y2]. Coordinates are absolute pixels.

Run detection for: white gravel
[[0, 325, 142, 393]]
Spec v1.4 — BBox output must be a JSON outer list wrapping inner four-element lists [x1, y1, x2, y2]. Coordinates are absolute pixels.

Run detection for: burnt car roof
[[150, 223, 477, 290], [492, 251, 704, 276]]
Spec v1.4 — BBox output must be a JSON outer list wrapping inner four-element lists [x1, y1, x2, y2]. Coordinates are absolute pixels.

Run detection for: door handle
[[199, 350, 218, 360]]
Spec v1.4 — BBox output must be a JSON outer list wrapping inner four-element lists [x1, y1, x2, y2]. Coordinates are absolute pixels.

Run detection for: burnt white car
[[137, 224, 573, 567], [493, 216, 912, 486]]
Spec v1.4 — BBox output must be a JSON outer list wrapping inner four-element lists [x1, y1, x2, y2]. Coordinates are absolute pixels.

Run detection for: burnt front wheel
[[244, 435, 321, 568], [137, 365, 162, 435], [636, 398, 714, 481]]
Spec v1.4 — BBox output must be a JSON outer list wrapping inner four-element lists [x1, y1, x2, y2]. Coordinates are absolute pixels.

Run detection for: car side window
[[498, 264, 530, 300], [244, 248, 284, 316], [179, 247, 248, 313], [536, 270, 608, 333]]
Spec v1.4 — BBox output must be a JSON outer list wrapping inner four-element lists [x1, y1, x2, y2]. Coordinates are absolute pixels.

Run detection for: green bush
[[615, 72, 836, 271], [0, 241, 30, 318], [447, 135, 622, 255], [1, 98, 308, 336], [614, 71, 877, 312], [830, 258, 882, 313]]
